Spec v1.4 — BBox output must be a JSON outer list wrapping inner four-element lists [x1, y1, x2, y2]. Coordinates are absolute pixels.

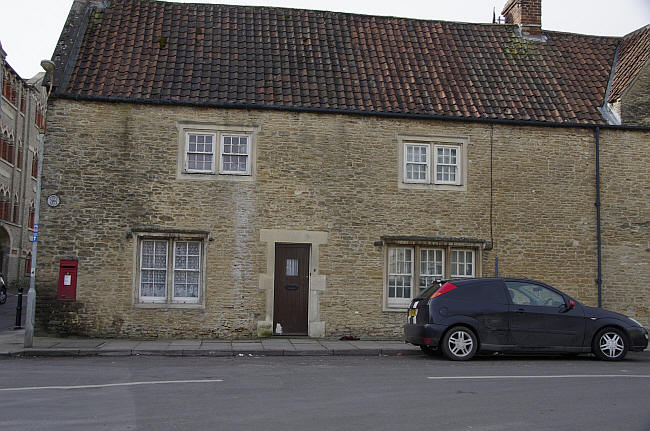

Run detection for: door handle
[[516, 308, 525, 313]]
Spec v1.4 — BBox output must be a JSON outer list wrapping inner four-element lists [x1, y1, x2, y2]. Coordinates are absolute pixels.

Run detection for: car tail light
[[430, 282, 458, 299]]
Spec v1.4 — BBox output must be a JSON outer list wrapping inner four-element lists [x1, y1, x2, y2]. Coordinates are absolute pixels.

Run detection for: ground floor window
[[135, 233, 206, 307], [384, 242, 478, 309]]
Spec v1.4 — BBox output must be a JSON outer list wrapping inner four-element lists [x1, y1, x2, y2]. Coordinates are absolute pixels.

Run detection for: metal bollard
[[15, 287, 23, 329]]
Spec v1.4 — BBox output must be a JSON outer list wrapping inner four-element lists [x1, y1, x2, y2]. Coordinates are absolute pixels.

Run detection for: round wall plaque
[[47, 194, 60, 207]]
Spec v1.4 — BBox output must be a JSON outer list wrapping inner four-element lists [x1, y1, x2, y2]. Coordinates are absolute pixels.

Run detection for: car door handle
[[516, 308, 525, 313]]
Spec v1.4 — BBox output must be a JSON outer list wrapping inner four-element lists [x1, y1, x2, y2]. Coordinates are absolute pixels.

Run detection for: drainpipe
[[594, 127, 602, 308]]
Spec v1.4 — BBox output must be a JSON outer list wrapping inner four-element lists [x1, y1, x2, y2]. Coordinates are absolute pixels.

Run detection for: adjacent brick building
[[36, 0, 649, 338], [0, 41, 46, 285]]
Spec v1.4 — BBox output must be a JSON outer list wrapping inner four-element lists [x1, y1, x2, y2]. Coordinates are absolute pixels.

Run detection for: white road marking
[[0, 378, 224, 392], [427, 374, 650, 380]]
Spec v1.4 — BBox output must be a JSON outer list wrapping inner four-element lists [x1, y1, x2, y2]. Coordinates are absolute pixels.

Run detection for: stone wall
[[35, 99, 650, 338], [599, 128, 650, 326]]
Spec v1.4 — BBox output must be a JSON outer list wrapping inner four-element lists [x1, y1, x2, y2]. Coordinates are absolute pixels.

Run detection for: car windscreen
[[415, 281, 443, 299]]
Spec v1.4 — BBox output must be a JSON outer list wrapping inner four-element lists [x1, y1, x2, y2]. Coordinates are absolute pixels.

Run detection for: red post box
[[57, 260, 78, 301]]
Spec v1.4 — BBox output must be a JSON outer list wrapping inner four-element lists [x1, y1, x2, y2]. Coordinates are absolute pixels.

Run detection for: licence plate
[[408, 309, 417, 317]]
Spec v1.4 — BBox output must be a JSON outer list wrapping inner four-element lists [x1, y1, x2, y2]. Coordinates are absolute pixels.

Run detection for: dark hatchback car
[[404, 278, 648, 361]]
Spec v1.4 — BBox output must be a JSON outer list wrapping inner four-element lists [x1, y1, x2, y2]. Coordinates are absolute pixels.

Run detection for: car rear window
[[416, 281, 443, 299], [445, 280, 508, 304]]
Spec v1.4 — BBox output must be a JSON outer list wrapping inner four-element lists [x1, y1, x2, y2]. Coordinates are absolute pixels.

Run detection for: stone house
[[0, 41, 46, 285], [36, 0, 649, 338]]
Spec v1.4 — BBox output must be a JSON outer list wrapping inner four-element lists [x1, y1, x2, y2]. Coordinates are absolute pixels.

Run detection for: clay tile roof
[[54, 0, 626, 125], [609, 25, 650, 102]]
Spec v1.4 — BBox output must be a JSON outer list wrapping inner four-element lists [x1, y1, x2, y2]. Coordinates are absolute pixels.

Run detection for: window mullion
[[444, 246, 450, 280], [413, 246, 419, 297], [168, 239, 174, 303]]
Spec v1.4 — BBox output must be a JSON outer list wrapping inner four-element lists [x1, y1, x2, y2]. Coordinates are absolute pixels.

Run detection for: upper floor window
[[0, 133, 14, 165], [0, 191, 9, 221], [35, 105, 46, 129], [12, 194, 19, 224], [31, 151, 39, 178], [434, 145, 460, 185], [398, 135, 468, 191], [25, 252, 32, 274], [177, 123, 258, 182], [20, 91, 26, 114], [220, 134, 251, 175], [28, 201, 35, 229], [404, 144, 430, 183], [185, 133, 216, 173], [2, 73, 19, 106]]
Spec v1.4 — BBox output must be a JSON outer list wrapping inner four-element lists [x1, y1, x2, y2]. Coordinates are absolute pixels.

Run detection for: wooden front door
[[273, 244, 310, 335]]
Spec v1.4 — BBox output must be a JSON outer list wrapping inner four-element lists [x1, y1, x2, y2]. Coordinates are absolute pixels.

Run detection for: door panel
[[274, 244, 310, 335], [506, 281, 584, 348]]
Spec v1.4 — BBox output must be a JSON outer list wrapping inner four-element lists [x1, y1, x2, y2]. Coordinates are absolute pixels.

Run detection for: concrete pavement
[[0, 328, 420, 358]]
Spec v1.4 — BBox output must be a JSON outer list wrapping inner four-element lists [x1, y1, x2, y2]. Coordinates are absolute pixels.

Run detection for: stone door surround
[[258, 229, 327, 338]]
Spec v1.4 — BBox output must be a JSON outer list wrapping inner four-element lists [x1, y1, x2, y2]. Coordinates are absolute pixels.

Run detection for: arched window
[[20, 89, 26, 114], [0, 132, 8, 163], [25, 251, 32, 275], [16, 140, 23, 169], [7, 137, 14, 165], [31, 151, 39, 178], [13, 194, 19, 223], [28, 201, 35, 229], [0, 188, 5, 220], [3, 191, 10, 221]]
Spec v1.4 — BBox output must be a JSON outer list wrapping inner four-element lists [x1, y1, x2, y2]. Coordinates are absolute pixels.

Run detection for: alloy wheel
[[599, 331, 624, 359], [448, 330, 474, 358]]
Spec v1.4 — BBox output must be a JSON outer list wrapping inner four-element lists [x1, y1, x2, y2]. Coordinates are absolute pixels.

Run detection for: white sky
[[1, 0, 649, 79]]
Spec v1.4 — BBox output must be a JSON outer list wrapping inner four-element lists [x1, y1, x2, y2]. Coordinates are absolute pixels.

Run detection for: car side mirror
[[560, 299, 575, 313]]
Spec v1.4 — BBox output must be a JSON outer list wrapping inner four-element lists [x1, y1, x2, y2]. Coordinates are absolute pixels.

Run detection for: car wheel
[[0, 287, 6, 305], [442, 326, 477, 361], [420, 345, 441, 357], [593, 327, 628, 361]]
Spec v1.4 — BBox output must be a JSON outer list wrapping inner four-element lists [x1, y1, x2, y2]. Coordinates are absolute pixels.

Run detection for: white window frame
[[184, 132, 217, 174], [397, 134, 468, 191], [219, 134, 252, 175], [387, 247, 414, 308], [433, 144, 461, 185], [176, 122, 259, 182], [134, 233, 207, 308], [450, 249, 475, 278], [419, 248, 444, 294], [139, 240, 169, 303], [384, 243, 480, 311], [171, 241, 202, 303], [403, 143, 430, 184]]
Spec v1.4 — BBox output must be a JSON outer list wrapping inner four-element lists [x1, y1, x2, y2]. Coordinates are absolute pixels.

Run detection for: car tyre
[[420, 345, 441, 357], [0, 286, 6, 305], [441, 326, 477, 361], [593, 327, 628, 361]]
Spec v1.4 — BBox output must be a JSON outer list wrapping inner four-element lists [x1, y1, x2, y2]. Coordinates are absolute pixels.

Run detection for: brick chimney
[[502, 0, 542, 37]]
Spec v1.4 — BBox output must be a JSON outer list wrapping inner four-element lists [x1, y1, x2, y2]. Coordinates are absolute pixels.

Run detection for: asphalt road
[[1, 353, 649, 431]]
